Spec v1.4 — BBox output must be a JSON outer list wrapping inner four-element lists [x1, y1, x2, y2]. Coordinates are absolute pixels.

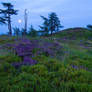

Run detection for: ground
[[0, 28, 92, 92]]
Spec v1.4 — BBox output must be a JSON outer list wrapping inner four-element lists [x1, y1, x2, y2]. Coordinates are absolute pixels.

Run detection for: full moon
[[18, 19, 22, 23]]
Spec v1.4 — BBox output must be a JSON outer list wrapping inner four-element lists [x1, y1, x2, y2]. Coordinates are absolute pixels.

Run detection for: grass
[[52, 27, 92, 40]]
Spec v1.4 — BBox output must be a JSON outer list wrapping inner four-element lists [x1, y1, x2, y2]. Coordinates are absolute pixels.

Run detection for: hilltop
[[52, 27, 92, 40]]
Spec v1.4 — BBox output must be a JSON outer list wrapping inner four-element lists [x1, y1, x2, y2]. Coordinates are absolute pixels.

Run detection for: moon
[[18, 19, 22, 23]]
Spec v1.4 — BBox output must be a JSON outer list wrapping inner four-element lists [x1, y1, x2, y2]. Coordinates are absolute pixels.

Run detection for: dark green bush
[[21, 64, 48, 78], [0, 54, 22, 63], [0, 49, 92, 92]]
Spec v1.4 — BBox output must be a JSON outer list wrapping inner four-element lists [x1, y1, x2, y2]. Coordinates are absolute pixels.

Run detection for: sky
[[0, 0, 92, 34]]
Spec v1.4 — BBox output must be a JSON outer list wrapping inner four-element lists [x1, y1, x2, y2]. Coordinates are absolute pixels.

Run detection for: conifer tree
[[40, 12, 63, 35], [39, 16, 49, 35], [49, 12, 62, 34], [0, 3, 18, 36]]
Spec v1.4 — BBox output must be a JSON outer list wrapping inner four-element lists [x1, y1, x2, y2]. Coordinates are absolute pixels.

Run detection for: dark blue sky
[[0, 0, 92, 34]]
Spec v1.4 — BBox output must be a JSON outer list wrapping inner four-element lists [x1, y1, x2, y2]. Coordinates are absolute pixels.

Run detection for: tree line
[[0, 2, 63, 36]]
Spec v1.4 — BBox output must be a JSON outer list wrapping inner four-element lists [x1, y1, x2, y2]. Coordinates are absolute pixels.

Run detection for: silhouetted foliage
[[40, 12, 63, 35], [0, 17, 6, 24], [13, 27, 21, 36], [28, 25, 38, 37], [87, 24, 92, 31], [0, 2, 18, 36], [49, 12, 62, 34], [39, 16, 49, 36], [21, 28, 27, 36]]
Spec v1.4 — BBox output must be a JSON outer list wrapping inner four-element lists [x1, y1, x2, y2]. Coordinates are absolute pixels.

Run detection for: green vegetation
[[0, 55, 92, 92], [0, 1, 92, 91], [53, 28, 92, 40], [28, 25, 38, 37], [0, 28, 92, 92]]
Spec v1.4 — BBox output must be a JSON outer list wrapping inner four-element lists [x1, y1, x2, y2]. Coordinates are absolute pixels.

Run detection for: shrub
[[21, 64, 48, 78], [0, 54, 22, 63], [5, 73, 51, 92]]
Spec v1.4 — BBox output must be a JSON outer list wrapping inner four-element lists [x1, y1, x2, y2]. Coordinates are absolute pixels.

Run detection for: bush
[[66, 55, 92, 71], [0, 53, 92, 92], [0, 54, 22, 63], [5, 73, 51, 92], [21, 64, 48, 78]]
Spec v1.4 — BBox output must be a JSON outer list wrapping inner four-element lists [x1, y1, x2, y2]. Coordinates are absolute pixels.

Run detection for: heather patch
[[1, 38, 63, 68], [0, 37, 92, 92]]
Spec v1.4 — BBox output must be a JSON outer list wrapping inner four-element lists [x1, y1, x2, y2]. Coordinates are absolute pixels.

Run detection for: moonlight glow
[[18, 19, 22, 23]]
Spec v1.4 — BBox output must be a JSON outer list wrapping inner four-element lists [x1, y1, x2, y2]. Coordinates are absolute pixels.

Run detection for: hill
[[52, 27, 92, 40], [0, 28, 92, 92]]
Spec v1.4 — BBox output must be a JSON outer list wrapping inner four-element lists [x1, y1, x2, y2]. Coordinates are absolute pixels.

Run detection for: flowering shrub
[[0, 37, 92, 92], [3, 38, 63, 68]]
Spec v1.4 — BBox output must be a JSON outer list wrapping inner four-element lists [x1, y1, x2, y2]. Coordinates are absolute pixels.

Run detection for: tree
[[49, 12, 62, 34], [0, 17, 6, 24], [28, 25, 38, 37], [39, 16, 49, 36], [24, 9, 28, 36], [21, 28, 27, 36], [40, 12, 63, 35], [87, 24, 92, 31], [0, 2, 18, 36], [13, 27, 20, 36]]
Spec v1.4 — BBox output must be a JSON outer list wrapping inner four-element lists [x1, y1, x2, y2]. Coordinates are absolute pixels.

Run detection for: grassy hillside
[[52, 27, 92, 40], [0, 28, 92, 92]]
